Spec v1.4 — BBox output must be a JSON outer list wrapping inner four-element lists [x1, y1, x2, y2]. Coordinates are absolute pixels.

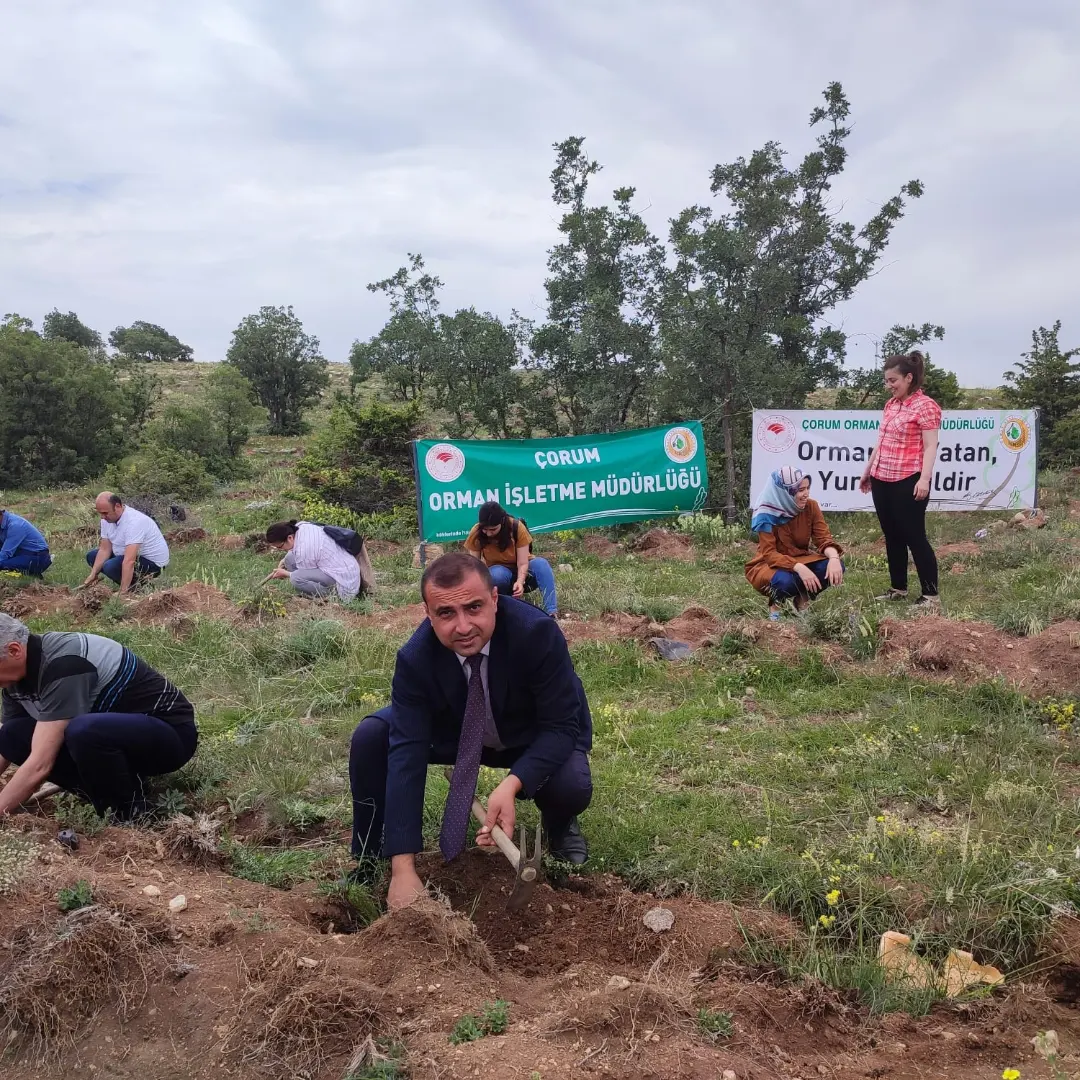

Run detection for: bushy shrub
[[299, 494, 418, 542], [0, 316, 149, 486], [297, 398, 423, 517], [104, 447, 214, 499]]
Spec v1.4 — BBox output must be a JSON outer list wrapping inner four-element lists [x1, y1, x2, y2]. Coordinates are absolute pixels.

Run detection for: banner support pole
[[410, 441, 428, 568]]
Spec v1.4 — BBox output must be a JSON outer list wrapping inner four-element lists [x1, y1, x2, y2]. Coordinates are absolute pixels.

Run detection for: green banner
[[413, 423, 708, 541]]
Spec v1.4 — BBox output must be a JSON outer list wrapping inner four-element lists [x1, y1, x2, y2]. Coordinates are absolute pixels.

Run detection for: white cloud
[[0, 0, 1076, 381]]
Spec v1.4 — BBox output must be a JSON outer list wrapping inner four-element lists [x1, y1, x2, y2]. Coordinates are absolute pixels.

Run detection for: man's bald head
[[95, 491, 124, 523]]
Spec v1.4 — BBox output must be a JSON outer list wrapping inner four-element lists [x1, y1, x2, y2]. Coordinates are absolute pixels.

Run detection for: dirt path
[[1, 823, 1076, 1080]]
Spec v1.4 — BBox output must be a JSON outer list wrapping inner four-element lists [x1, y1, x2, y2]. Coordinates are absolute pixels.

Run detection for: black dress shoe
[[545, 816, 588, 865]]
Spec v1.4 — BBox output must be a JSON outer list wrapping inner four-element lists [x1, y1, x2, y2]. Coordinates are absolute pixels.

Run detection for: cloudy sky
[[2, 0, 1076, 386]]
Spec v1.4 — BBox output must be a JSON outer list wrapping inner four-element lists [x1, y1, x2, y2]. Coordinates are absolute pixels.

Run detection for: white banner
[[750, 410, 1039, 512]]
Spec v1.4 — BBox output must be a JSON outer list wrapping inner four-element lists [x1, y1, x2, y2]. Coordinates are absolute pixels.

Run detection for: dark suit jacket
[[383, 597, 592, 856]]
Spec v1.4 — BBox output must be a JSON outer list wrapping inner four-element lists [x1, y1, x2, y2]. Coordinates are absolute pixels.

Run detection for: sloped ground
[[1, 821, 1077, 1080]]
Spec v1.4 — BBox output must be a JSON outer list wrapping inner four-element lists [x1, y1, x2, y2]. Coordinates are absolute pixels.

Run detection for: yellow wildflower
[[1002, 1069, 1021, 1080], [818, 914, 836, 928], [731, 840, 740, 848], [825, 889, 841, 906]]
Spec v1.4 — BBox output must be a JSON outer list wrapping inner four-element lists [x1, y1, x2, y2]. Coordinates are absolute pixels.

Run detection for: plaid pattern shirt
[[871, 390, 942, 482]]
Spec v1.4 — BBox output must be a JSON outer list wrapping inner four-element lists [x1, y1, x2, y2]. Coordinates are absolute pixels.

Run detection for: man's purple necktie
[[440, 654, 487, 861]]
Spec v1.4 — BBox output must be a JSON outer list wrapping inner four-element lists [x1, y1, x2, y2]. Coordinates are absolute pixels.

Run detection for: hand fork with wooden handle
[[443, 767, 542, 912]]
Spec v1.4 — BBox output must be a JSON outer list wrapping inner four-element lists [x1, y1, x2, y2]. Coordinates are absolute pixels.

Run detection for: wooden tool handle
[[470, 797, 521, 869]]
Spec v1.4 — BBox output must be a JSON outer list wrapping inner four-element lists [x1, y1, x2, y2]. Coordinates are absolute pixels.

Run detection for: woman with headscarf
[[746, 467, 844, 619], [463, 501, 558, 616]]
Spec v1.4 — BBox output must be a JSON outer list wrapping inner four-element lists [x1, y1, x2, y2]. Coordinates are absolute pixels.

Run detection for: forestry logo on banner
[[756, 414, 797, 454], [1000, 417, 1031, 455], [663, 426, 698, 463], [424, 443, 466, 483]]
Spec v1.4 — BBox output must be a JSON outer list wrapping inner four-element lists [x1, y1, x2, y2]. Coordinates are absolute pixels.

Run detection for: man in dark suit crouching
[[349, 552, 592, 910]]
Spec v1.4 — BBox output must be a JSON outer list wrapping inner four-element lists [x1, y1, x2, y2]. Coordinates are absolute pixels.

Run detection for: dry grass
[[0, 902, 173, 1059], [546, 981, 686, 1037], [359, 895, 495, 976], [226, 948, 385, 1077], [160, 811, 225, 864]]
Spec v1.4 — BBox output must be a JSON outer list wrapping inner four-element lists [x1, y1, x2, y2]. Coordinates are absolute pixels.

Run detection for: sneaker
[[768, 610, 782, 622], [874, 589, 908, 602], [545, 816, 588, 865], [912, 595, 940, 611]]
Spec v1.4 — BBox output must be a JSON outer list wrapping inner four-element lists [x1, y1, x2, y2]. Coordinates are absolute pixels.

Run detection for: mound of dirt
[[215, 533, 247, 551], [0, 895, 174, 1059], [164, 527, 208, 546], [880, 615, 1080, 696], [665, 605, 722, 648], [129, 582, 236, 625], [557, 611, 653, 646], [224, 948, 384, 1077], [358, 895, 494, 982], [938, 541, 982, 558], [635, 528, 695, 561], [0, 583, 113, 623], [583, 534, 624, 559], [1, 825, 1076, 1080]]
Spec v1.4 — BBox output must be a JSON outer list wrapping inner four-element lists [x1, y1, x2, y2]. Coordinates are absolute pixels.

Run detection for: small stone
[[560, 904, 572, 913], [56, 829, 79, 850], [557, 563, 573, 573], [296, 957, 318, 969], [142, 885, 161, 898], [514, 943, 530, 953], [723, 1071, 737, 1080], [545, 904, 553, 914], [642, 906, 675, 933], [818, 1068, 828, 1076], [168, 894, 188, 913], [607, 975, 632, 991]]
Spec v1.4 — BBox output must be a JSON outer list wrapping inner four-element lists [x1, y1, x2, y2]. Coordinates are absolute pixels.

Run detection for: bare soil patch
[[880, 615, 1080, 697], [635, 528, 695, 561], [164, 527, 209, 546], [215, 533, 248, 551], [582, 534, 625, 559], [129, 581, 237, 626], [0, 582, 113, 623], [937, 541, 982, 558], [0, 823, 1075, 1079]]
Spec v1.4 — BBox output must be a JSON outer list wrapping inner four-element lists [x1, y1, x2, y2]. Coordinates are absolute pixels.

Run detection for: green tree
[[351, 254, 443, 401], [109, 320, 193, 363], [0, 318, 145, 486], [225, 306, 329, 435], [526, 138, 665, 434], [661, 84, 924, 518], [42, 309, 103, 351], [297, 397, 422, 516], [438, 307, 528, 437], [204, 365, 263, 457], [1002, 321, 1080, 442], [836, 324, 960, 409]]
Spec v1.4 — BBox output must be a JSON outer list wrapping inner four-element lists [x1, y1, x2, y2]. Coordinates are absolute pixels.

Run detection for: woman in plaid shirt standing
[[858, 351, 942, 608]]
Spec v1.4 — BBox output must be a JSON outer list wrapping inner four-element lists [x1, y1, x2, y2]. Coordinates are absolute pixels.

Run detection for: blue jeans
[[489, 558, 558, 615], [770, 559, 842, 602], [86, 548, 162, 587], [0, 550, 51, 576]]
